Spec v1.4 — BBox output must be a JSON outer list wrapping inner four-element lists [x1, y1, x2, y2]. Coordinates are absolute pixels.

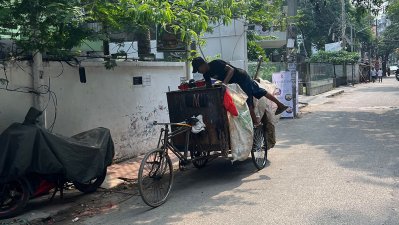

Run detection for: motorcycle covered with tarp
[[0, 107, 115, 219]]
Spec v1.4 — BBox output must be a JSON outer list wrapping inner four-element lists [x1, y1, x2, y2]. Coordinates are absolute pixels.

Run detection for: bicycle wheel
[[251, 126, 267, 170], [138, 148, 173, 207]]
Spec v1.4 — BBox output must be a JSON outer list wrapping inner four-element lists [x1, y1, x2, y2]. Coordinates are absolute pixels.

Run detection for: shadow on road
[[85, 105, 399, 224], [312, 208, 384, 225], [278, 109, 399, 180], [46, 157, 271, 224], [357, 86, 399, 95], [8, 148, 272, 224]]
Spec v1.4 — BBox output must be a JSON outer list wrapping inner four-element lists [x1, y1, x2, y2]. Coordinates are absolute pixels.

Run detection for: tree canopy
[[0, 0, 88, 55], [247, 31, 267, 61], [351, 0, 385, 15], [298, 0, 374, 56], [378, 0, 399, 58], [0, 0, 283, 58]]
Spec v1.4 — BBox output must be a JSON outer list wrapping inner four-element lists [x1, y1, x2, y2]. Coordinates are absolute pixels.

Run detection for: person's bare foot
[[275, 105, 289, 115]]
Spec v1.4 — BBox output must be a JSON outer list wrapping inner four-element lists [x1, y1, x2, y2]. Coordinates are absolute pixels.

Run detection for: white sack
[[227, 84, 254, 162]]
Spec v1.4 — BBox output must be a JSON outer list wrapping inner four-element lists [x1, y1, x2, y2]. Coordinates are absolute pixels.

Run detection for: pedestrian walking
[[378, 69, 383, 83], [371, 68, 377, 83]]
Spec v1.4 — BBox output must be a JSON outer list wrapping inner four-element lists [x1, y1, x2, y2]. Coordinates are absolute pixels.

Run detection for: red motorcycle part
[[33, 179, 56, 197]]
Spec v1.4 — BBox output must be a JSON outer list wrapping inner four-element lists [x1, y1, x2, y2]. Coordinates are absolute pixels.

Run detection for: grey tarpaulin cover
[[0, 124, 114, 183]]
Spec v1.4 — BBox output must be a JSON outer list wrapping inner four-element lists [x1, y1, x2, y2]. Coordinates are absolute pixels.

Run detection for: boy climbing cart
[[138, 58, 281, 208], [191, 57, 289, 126]]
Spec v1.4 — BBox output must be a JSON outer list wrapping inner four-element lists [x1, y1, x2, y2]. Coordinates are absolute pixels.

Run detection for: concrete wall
[[334, 65, 344, 77], [334, 64, 360, 86], [307, 82, 334, 96], [0, 61, 34, 132], [333, 65, 347, 87], [0, 61, 185, 160], [346, 64, 360, 84], [109, 20, 248, 73], [298, 63, 334, 96], [201, 20, 248, 70], [0, 21, 247, 160], [108, 21, 248, 83]]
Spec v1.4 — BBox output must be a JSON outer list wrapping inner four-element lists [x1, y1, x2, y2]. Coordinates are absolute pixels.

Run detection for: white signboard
[[287, 38, 295, 48], [325, 41, 342, 52], [272, 71, 299, 118]]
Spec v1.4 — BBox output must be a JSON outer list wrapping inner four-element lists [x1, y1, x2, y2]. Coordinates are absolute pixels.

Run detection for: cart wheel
[[251, 126, 267, 170], [192, 151, 208, 169], [138, 148, 173, 208], [179, 160, 189, 171]]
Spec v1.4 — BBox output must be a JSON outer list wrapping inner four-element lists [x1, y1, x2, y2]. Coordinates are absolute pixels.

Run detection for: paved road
[[79, 77, 399, 225]]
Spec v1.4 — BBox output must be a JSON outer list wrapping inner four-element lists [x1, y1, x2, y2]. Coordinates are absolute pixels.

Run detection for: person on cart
[[192, 57, 288, 126]]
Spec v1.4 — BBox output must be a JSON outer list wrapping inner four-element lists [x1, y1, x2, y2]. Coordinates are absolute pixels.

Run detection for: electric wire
[[14, 61, 33, 77], [1, 63, 59, 132], [52, 61, 64, 78]]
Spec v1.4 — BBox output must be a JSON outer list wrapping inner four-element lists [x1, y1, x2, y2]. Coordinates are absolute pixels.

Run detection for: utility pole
[[350, 25, 354, 52], [375, 18, 379, 70], [341, 0, 346, 49], [286, 0, 298, 118], [31, 3, 47, 128], [32, 51, 47, 128]]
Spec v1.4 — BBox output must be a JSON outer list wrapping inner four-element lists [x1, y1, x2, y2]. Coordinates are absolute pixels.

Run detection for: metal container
[[166, 87, 230, 155]]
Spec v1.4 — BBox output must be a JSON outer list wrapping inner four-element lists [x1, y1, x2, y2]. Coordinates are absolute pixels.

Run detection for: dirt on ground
[[27, 181, 139, 225]]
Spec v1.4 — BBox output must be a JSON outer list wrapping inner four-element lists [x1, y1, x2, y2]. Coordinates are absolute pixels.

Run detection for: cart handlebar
[[152, 121, 192, 127]]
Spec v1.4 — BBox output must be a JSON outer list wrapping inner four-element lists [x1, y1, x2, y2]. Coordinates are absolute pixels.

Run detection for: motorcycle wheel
[[73, 169, 107, 194], [0, 179, 30, 219]]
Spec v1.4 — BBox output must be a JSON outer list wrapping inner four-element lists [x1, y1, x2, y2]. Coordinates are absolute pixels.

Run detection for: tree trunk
[[137, 29, 151, 60], [333, 64, 337, 87], [103, 40, 110, 56], [382, 53, 389, 76]]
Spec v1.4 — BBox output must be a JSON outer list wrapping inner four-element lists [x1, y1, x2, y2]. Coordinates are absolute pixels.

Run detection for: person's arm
[[223, 65, 235, 84], [204, 73, 212, 88]]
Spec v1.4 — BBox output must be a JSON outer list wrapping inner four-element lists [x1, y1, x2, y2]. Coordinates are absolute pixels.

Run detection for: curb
[[326, 90, 344, 98], [298, 102, 309, 109]]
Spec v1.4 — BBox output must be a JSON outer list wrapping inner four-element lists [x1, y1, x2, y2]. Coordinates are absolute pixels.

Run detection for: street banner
[[272, 71, 299, 118], [325, 41, 342, 52]]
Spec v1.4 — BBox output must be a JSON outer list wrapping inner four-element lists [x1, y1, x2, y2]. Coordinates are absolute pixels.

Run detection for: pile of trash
[[226, 78, 280, 162]]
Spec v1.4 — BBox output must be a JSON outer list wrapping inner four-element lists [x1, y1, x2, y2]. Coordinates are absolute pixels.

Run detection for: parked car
[[390, 65, 398, 75]]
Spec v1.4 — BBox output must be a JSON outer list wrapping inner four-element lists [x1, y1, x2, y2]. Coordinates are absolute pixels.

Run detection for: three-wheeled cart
[[138, 86, 268, 207]]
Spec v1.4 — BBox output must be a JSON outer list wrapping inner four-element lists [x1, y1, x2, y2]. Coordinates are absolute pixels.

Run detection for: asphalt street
[[66, 77, 399, 225]]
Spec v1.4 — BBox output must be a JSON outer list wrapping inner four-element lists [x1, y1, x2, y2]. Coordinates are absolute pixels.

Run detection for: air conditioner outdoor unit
[[0, 39, 21, 59]]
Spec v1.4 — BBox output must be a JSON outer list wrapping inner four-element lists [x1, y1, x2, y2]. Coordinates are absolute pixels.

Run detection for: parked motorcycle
[[0, 107, 115, 219]]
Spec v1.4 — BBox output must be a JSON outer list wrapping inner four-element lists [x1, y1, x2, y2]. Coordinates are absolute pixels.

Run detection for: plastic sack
[[253, 78, 280, 149], [191, 115, 206, 134], [223, 89, 239, 116], [227, 84, 254, 162]]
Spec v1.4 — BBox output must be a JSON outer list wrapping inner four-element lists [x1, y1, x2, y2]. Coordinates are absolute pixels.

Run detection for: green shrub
[[309, 51, 360, 64]]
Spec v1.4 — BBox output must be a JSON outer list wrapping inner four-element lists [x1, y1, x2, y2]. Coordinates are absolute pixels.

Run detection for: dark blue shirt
[[203, 60, 250, 86]]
